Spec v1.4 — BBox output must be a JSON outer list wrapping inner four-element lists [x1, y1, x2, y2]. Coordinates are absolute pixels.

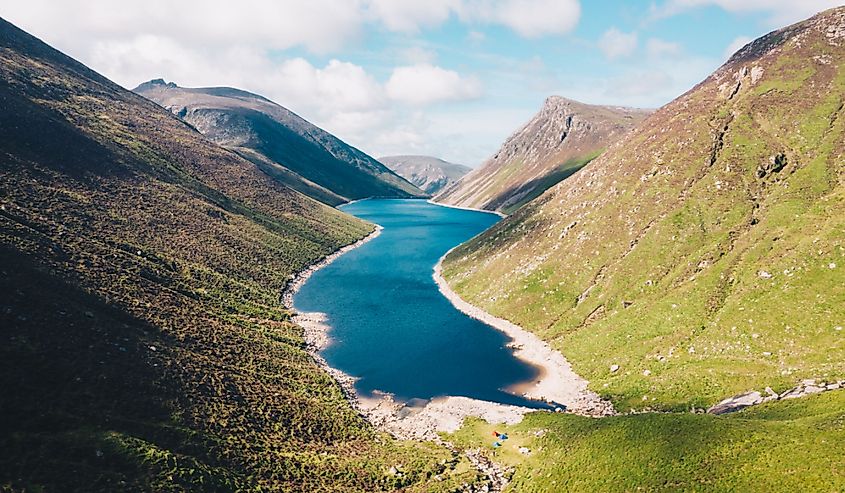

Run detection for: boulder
[[707, 391, 763, 414]]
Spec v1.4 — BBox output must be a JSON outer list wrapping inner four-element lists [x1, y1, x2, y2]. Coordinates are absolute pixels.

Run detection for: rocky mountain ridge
[[435, 96, 651, 213]]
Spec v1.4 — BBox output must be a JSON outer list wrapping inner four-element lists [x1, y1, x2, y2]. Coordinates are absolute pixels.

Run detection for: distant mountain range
[[134, 80, 425, 205], [436, 96, 651, 214], [379, 155, 471, 194]]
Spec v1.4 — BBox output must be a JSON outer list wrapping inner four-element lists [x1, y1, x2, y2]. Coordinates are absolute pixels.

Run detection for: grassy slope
[[133, 83, 425, 205], [449, 390, 845, 492], [0, 18, 474, 492], [444, 8, 845, 411], [499, 150, 602, 215], [442, 8, 845, 491]]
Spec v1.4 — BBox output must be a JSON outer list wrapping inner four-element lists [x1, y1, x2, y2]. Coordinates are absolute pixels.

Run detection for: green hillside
[[441, 8, 845, 491], [133, 80, 425, 205], [0, 18, 471, 492], [443, 6, 845, 412], [450, 390, 845, 492]]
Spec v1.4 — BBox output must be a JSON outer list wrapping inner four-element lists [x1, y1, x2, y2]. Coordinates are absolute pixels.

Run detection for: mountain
[[133, 80, 425, 205], [435, 97, 651, 214], [0, 18, 462, 491], [379, 155, 471, 194], [441, 7, 845, 412]]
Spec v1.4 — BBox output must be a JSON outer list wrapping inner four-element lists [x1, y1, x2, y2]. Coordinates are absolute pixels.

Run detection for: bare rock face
[[435, 97, 651, 213], [707, 391, 763, 414]]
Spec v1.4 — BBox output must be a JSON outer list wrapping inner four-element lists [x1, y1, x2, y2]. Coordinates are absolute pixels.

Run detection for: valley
[[2, 4, 845, 493]]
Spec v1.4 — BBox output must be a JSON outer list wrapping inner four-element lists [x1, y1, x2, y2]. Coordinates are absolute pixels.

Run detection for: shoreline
[[281, 215, 555, 441], [426, 198, 507, 218], [433, 247, 615, 417]]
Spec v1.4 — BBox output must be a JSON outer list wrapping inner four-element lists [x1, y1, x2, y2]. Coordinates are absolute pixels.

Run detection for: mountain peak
[[725, 6, 844, 67], [133, 78, 178, 92]]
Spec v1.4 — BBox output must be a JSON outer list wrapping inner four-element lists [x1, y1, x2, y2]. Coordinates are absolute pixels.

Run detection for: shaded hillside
[[134, 80, 425, 205], [379, 155, 471, 194], [443, 7, 845, 411], [436, 97, 650, 214], [0, 18, 472, 492]]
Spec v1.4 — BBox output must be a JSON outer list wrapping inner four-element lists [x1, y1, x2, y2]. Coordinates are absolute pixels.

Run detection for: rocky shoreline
[[282, 224, 546, 442], [433, 247, 615, 417]]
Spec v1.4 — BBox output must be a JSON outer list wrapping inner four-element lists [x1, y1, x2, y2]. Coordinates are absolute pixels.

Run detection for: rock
[[803, 385, 824, 395], [758, 270, 773, 279], [780, 387, 804, 400], [826, 383, 841, 390], [622, 300, 634, 308], [610, 364, 620, 373], [518, 447, 531, 455], [707, 391, 763, 414], [642, 369, 651, 376]]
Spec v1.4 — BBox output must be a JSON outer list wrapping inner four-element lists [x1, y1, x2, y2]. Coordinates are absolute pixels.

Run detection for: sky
[[4, 1, 843, 167]]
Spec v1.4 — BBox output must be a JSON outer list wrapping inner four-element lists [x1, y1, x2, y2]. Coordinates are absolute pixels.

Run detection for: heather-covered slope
[[436, 97, 650, 214], [0, 18, 470, 491], [443, 7, 845, 411], [379, 155, 471, 194], [134, 80, 425, 205]]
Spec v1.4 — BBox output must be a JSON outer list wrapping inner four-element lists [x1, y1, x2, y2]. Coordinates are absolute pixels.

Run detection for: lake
[[294, 199, 546, 408]]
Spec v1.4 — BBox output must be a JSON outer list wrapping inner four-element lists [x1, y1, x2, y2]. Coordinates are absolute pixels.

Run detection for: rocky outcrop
[[708, 379, 845, 414], [435, 97, 651, 213]]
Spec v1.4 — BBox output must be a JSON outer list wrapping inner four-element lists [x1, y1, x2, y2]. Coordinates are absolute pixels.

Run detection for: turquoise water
[[294, 199, 547, 409]]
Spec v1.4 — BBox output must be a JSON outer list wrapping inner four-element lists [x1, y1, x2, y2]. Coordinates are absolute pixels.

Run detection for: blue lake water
[[294, 199, 547, 409]]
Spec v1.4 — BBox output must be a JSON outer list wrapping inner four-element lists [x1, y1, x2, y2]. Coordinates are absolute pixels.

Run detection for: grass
[[447, 390, 845, 492], [0, 18, 480, 492], [500, 151, 601, 215], [443, 9, 845, 412], [443, 10, 845, 491]]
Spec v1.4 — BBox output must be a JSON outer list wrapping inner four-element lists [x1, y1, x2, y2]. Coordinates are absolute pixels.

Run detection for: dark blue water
[[294, 199, 546, 408]]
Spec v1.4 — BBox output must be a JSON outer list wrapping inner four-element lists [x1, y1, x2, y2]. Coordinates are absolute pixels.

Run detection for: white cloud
[[386, 64, 483, 105], [723, 35, 753, 60], [598, 28, 638, 60], [651, 0, 843, 26], [366, 0, 582, 38], [0, 0, 584, 168], [488, 0, 581, 37], [367, 0, 460, 32], [646, 38, 683, 58], [4, 0, 366, 55]]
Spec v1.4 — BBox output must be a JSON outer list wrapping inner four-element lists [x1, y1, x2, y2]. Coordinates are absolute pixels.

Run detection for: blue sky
[[5, 1, 842, 166]]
